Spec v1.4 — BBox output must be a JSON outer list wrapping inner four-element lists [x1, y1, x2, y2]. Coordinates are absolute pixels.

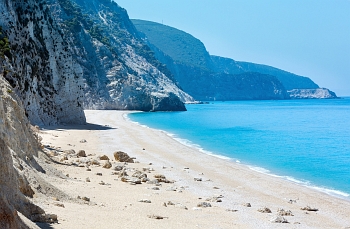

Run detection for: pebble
[[197, 202, 212, 208], [138, 199, 151, 203]]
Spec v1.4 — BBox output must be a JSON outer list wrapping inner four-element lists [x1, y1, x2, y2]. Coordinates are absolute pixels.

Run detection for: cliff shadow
[[42, 122, 116, 131], [35, 222, 55, 229]]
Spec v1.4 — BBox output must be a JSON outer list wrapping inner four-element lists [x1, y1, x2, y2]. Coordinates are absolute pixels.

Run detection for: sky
[[115, 0, 350, 96]]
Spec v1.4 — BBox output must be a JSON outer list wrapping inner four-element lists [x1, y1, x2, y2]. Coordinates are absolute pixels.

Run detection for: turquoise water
[[128, 98, 350, 198]]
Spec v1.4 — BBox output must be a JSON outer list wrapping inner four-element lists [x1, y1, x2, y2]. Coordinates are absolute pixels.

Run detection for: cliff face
[[0, 75, 49, 228], [0, 0, 86, 125], [48, 0, 192, 111], [288, 88, 338, 99]]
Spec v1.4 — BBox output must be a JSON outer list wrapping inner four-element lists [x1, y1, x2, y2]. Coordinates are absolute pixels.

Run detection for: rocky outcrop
[[47, 0, 193, 111], [288, 88, 338, 99], [0, 75, 50, 227], [0, 0, 86, 125]]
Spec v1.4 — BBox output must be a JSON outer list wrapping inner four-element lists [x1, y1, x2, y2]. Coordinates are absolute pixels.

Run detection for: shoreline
[[37, 110, 350, 228], [126, 111, 350, 201]]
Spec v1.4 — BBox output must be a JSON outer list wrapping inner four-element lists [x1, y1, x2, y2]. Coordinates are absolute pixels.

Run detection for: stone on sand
[[113, 151, 134, 163], [77, 150, 86, 157]]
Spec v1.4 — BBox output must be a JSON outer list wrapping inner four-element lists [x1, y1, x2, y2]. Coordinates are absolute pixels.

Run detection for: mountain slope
[[211, 56, 319, 90], [132, 19, 289, 100], [132, 19, 337, 99], [49, 0, 193, 111]]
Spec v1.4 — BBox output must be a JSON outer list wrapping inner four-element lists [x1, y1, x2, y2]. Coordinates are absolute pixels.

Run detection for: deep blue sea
[[129, 98, 350, 198]]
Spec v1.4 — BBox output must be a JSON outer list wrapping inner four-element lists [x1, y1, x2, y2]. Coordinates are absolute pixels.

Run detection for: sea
[[128, 98, 350, 199]]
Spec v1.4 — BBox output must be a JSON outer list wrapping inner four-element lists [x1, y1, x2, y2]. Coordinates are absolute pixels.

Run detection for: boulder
[[270, 215, 288, 223], [77, 150, 86, 157], [300, 206, 318, 211], [258, 207, 272, 213], [113, 151, 134, 163], [98, 155, 110, 160], [197, 202, 212, 208], [64, 149, 76, 155], [102, 161, 112, 169], [277, 208, 293, 216]]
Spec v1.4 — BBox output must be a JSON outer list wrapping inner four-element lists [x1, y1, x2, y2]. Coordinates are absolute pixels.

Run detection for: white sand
[[37, 110, 350, 229]]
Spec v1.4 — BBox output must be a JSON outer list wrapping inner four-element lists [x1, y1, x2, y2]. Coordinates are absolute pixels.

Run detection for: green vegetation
[[132, 19, 211, 70], [58, 0, 113, 51], [0, 27, 11, 59]]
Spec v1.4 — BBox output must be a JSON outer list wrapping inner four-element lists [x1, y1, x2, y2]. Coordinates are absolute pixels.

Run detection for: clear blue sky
[[115, 0, 350, 96]]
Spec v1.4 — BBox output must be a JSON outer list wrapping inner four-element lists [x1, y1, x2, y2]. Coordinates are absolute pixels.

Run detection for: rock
[[226, 209, 238, 212], [258, 207, 272, 213], [138, 199, 151, 203], [86, 168, 92, 171], [206, 196, 223, 202], [167, 201, 175, 206], [197, 202, 212, 208], [60, 155, 68, 161], [154, 174, 173, 183], [277, 208, 293, 216], [270, 215, 289, 223], [31, 214, 58, 224], [113, 151, 134, 163], [151, 187, 160, 190], [53, 203, 65, 208], [300, 206, 318, 211], [146, 179, 159, 185], [82, 197, 90, 202], [194, 178, 202, 181], [243, 203, 251, 207], [91, 159, 100, 165], [64, 149, 76, 155], [102, 161, 112, 169], [147, 215, 167, 220], [47, 150, 58, 157], [132, 171, 147, 179], [154, 174, 166, 179], [98, 155, 110, 160], [99, 181, 105, 185], [113, 165, 124, 171], [77, 150, 86, 157], [80, 139, 87, 143], [96, 173, 102, 176], [128, 177, 142, 185], [86, 178, 91, 182]]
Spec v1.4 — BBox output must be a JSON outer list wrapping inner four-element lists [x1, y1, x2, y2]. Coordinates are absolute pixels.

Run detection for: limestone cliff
[[0, 75, 50, 228], [288, 88, 338, 99], [48, 0, 193, 111], [0, 0, 86, 125]]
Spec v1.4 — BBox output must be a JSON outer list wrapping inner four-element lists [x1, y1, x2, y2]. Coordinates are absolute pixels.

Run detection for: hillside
[[132, 19, 337, 99], [132, 19, 213, 70], [211, 56, 319, 90]]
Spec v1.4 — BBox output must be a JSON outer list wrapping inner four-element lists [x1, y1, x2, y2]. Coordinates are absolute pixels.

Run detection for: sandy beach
[[35, 110, 350, 229]]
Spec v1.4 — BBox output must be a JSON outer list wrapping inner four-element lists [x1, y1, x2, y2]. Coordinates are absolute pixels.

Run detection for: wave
[[126, 113, 350, 200], [248, 165, 350, 199]]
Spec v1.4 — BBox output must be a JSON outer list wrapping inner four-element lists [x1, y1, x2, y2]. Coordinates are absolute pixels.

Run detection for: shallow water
[[129, 98, 350, 198]]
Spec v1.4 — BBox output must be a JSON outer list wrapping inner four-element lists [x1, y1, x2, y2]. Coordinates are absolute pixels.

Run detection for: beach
[[36, 110, 350, 229]]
